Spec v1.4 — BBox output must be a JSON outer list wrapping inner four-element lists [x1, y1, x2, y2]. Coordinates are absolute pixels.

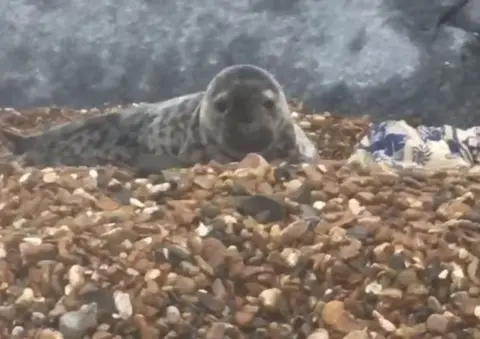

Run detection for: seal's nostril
[[263, 99, 275, 110], [214, 99, 228, 113]]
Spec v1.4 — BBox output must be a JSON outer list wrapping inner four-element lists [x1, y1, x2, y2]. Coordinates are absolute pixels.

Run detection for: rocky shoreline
[[1, 106, 480, 339]]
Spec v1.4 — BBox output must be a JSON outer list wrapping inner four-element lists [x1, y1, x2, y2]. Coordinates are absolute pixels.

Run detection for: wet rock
[[280, 220, 309, 245], [236, 195, 287, 223], [426, 313, 449, 334], [58, 303, 98, 339]]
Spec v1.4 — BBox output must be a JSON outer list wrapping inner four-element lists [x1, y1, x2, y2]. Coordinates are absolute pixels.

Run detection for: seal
[[1, 64, 319, 170]]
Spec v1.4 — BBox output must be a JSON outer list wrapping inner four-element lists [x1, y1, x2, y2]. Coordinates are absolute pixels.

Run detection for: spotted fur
[[2, 64, 319, 169]]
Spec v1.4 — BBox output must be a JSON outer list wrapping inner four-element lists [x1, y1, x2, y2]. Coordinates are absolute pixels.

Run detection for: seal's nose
[[229, 88, 258, 124]]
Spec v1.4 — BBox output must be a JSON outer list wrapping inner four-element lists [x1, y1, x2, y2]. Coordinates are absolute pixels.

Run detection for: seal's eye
[[263, 98, 275, 110], [214, 99, 228, 113]]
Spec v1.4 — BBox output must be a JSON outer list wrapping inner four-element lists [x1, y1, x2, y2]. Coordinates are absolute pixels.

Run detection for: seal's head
[[199, 64, 292, 159]]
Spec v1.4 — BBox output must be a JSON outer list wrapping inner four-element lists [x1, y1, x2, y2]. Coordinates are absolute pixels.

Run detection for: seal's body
[[2, 65, 319, 169]]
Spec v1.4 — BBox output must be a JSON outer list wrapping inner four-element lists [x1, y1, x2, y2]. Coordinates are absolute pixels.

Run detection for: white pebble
[[13, 218, 28, 229], [18, 172, 31, 184], [438, 269, 449, 279], [195, 222, 213, 237], [11, 326, 24, 337], [299, 121, 311, 128], [15, 288, 35, 305], [313, 201, 326, 211], [97, 323, 110, 331], [365, 281, 383, 295], [222, 215, 237, 225], [259, 288, 282, 309], [88, 169, 98, 179], [138, 237, 153, 245], [307, 329, 329, 339], [126, 268, 139, 276], [317, 164, 328, 173], [64, 284, 73, 296], [142, 206, 160, 215], [0, 244, 6, 259], [166, 305, 181, 324], [145, 269, 161, 281], [373, 310, 396, 332], [68, 265, 86, 290], [134, 178, 149, 185], [150, 182, 171, 193], [348, 198, 364, 215], [22, 237, 42, 245], [458, 248, 470, 260], [451, 262, 465, 279], [113, 291, 133, 319], [42, 171, 59, 183], [474, 305, 480, 319], [121, 239, 133, 249], [129, 197, 145, 208], [108, 178, 121, 187]]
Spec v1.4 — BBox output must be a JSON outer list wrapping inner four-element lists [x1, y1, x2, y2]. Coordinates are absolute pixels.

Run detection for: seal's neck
[[198, 115, 295, 163], [177, 108, 211, 165]]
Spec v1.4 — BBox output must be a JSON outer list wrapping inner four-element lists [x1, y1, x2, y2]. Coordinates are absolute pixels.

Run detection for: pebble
[[166, 305, 181, 324], [373, 310, 396, 332], [58, 303, 98, 339], [426, 314, 449, 334], [280, 220, 309, 244], [342, 330, 369, 339], [113, 291, 133, 319], [42, 171, 59, 183], [236, 195, 286, 222], [313, 200, 326, 211], [35, 329, 64, 339], [322, 300, 345, 326], [259, 288, 282, 310], [305, 329, 329, 339]]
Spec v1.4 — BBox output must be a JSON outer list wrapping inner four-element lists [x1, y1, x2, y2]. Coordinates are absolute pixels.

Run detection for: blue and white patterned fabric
[[348, 120, 480, 170]]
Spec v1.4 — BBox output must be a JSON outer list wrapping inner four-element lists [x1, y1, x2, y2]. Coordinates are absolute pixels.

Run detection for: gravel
[[1, 104, 480, 338]]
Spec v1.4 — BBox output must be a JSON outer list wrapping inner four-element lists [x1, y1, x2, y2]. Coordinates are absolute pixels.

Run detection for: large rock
[[1, 0, 480, 126]]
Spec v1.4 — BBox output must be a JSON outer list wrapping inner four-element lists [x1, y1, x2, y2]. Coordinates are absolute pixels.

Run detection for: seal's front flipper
[[1, 129, 31, 155], [289, 123, 320, 163]]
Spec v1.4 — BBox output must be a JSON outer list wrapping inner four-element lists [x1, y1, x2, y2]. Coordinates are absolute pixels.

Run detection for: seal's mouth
[[224, 127, 274, 155]]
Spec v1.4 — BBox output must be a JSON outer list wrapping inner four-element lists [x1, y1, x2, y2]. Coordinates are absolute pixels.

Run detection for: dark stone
[[196, 291, 225, 315], [346, 225, 370, 241], [388, 253, 407, 270], [287, 183, 312, 204], [273, 166, 294, 182], [463, 211, 480, 223], [299, 204, 320, 221], [235, 195, 287, 222], [108, 187, 132, 205], [80, 288, 116, 318], [2, 0, 480, 126], [200, 203, 222, 219]]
